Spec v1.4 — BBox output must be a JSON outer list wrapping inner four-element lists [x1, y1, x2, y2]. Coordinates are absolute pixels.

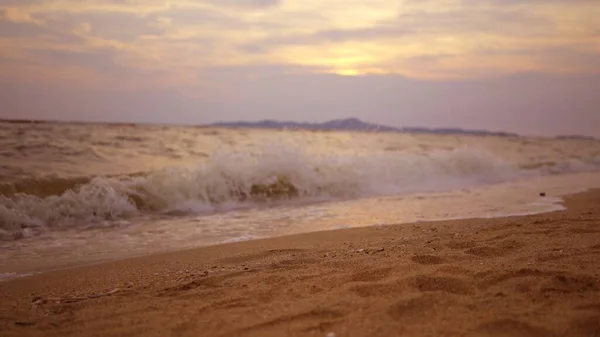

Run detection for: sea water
[[1, 121, 600, 277]]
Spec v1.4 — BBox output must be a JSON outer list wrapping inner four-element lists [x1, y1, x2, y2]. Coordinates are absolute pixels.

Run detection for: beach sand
[[1, 190, 599, 337]]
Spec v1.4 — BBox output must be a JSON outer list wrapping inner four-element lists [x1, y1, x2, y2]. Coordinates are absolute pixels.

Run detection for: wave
[[0, 177, 93, 198], [1, 142, 598, 240]]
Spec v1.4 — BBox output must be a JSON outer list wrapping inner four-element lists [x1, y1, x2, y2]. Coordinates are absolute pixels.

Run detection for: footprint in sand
[[349, 267, 392, 282], [465, 240, 525, 258], [465, 246, 505, 257], [435, 265, 472, 276], [349, 282, 403, 298], [410, 275, 473, 295], [564, 315, 600, 337], [467, 319, 557, 337], [575, 304, 600, 313], [161, 276, 220, 294], [386, 294, 445, 320], [536, 251, 569, 262], [220, 248, 308, 264], [411, 255, 446, 265], [569, 227, 600, 234], [476, 268, 600, 297], [270, 257, 321, 269], [237, 309, 346, 334], [447, 241, 477, 250], [209, 297, 256, 310], [539, 274, 600, 294]]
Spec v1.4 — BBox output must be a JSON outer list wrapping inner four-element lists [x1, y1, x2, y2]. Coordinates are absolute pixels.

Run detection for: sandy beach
[[1, 189, 599, 337], [3, 0, 600, 334]]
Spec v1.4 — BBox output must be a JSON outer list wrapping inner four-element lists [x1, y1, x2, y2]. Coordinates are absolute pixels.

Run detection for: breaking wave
[[1, 142, 598, 240]]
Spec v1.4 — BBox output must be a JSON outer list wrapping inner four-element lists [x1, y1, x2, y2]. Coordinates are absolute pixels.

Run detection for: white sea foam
[[221, 235, 257, 244], [0, 272, 35, 281], [0, 139, 598, 240]]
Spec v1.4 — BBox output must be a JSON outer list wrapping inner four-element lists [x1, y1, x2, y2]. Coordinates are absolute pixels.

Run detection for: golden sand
[[1, 190, 599, 337]]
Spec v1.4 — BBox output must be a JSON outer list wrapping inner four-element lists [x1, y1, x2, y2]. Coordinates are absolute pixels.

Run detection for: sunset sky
[[2, 0, 600, 136]]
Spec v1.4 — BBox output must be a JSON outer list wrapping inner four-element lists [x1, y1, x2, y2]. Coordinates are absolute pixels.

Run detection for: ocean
[[1, 121, 600, 279]]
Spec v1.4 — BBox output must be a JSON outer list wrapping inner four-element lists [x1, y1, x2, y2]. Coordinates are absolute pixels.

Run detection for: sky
[[1, 0, 600, 136]]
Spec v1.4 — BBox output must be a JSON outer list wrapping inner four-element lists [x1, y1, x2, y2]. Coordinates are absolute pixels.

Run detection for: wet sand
[[1, 190, 599, 337]]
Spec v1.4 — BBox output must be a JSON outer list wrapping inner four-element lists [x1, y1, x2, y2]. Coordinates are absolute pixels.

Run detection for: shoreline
[[1, 189, 599, 336], [0, 181, 573, 279]]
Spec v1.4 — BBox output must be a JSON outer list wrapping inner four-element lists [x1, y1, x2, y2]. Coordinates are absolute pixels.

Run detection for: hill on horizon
[[2, 118, 596, 140], [212, 117, 520, 137]]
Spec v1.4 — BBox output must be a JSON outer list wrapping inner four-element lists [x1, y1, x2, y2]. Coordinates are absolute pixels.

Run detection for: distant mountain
[[212, 117, 398, 132], [212, 118, 519, 137], [0, 117, 526, 138]]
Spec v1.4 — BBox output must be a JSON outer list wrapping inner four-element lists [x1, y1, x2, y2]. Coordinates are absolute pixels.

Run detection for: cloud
[[463, 0, 597, 4], [28, 49, 126, 74], [230, 5, 588, 78], [207, 0, 281, 9], [49, 12, 162, 41], [0, 19, 46, 37], [247, 8, 554, 49], [0, 0, 599, 88], [148, 6, 251, 35], [243, 25, 414, 50], [536, 47, 600, 73], [1, 0, 599, 137], [1, 6, 43, 24]]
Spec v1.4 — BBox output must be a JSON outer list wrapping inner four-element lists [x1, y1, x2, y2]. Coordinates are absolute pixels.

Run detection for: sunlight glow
[[335, 69, 360, 76], [0, 0, 599, 87]]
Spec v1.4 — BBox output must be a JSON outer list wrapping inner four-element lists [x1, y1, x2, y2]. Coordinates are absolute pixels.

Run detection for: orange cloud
[[0, 0, 599, 89], [2, 7, 44, 25]]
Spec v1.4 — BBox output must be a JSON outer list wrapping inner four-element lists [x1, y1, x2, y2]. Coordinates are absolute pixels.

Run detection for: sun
[[335, 69, 360, 76]]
